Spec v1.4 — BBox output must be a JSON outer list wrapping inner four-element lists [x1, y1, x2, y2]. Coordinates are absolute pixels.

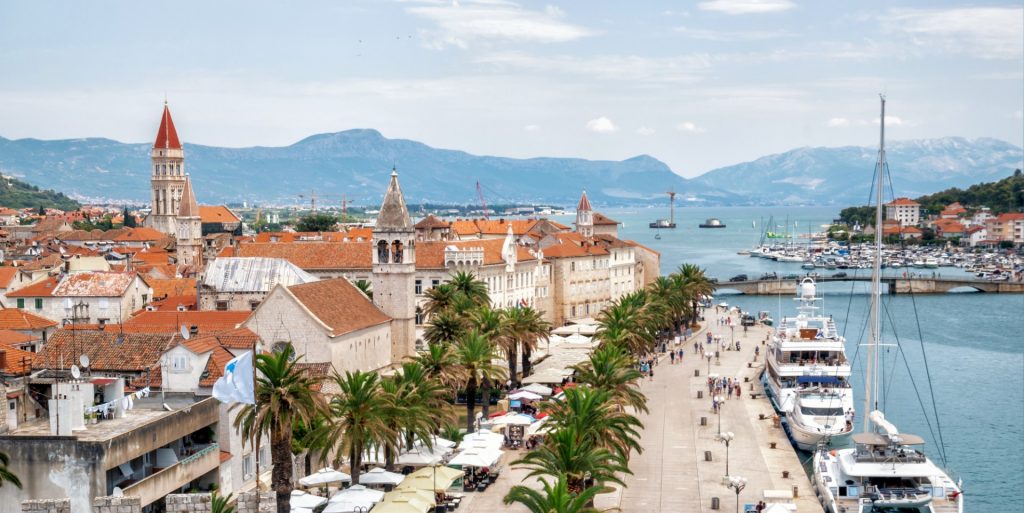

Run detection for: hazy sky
[[1, 1, 1021, 176]]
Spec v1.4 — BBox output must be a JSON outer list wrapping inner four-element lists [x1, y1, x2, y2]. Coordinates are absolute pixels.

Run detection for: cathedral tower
[[147, 102, 187, 234], [372, 170, 417, 363], [175, 175, 203, 270], [575, 190, 593, 238]]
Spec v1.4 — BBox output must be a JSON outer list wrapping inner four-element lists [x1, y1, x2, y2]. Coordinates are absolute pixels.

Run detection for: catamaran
[[764, 278, 854, 451], [813, 96, 963, 513]]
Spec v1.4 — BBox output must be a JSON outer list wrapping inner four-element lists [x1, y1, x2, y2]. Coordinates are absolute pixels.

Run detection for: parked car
[[831, 272, 848, 278], [741, 314, 757, 327], [782, 273, 800, 280], [806, 272, 822, 279], [729, 274, 749, 282], [759, 272, 778, 280]]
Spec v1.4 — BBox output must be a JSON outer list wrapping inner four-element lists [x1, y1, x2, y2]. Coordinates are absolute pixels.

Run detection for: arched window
[[392, 240, 404, 263], [377, 240, 389, 263]]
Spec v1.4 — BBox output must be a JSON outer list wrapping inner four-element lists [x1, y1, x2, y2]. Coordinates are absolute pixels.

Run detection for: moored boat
[[699, 217, 727, 228]]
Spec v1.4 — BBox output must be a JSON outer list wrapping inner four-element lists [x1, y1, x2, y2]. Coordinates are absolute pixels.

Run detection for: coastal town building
[[5, 271, 153, 325], [884, 197, 921, 226], [986, 213, 1024, 245], [371, 171, 418, 362], [939, 201, 967, 219], [198, 257, 317, 311], [146, 103, 188, 235]]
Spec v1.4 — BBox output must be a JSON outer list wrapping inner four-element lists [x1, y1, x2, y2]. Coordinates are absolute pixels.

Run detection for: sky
[[0, 0, 1021, 177]]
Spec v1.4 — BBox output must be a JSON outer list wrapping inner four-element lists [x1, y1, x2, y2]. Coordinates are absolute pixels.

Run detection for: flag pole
[[253, 338, 261, 502]]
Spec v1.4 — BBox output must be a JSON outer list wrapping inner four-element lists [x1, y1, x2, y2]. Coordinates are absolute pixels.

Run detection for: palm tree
[[504, 475, 604, 513], [468, 306, 507, 416], [423, 309, 466, 345], [572, 344, 648, 414], [313, 370, 395, 485], [501, 306, 551, 385], [410, 342, 466, 389], [514, 426, 628, 494], [392, 361, 454, 450], [0, 450, 21, 489], [210, 491, 235, 513], [449, 271, 491, 308], [454, 330, 506, 432], [353, 279, 373, 300], [423, 283, 457, 317], [677, 263, 714, 327], [542, 386, 643, 461], [234, 345, 325, 513]]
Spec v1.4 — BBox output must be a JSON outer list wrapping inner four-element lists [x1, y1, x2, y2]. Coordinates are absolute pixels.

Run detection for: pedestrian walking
[[669, 351, 676, 364]]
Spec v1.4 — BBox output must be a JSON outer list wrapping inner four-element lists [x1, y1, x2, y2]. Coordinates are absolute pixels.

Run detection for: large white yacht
[[813, 96, 963, 513], [764, 278, 854, 451]]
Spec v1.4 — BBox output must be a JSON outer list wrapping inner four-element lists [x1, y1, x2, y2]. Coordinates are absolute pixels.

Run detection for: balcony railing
[[122, 443, 220, 506]]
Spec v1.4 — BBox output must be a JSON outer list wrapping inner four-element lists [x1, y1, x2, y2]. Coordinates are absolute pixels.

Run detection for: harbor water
[[557, 206, 1024, 511]]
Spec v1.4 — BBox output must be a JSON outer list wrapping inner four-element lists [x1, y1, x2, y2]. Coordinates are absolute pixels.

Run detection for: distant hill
[[0, 174, 80, 211], [692, 137, 1023, 206], [914, 169, 1024, 214], [0, 131, 1020, 207]]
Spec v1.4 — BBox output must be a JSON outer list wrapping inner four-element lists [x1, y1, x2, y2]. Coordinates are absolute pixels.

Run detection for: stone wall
[[236, 492, 274, 513], [165, 494, 212, 513], [21, 496, 141, 513]]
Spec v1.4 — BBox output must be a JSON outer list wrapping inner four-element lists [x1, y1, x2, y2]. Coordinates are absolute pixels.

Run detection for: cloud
[[406, 0, 595, 49], [675, 26, 793, 41], [697, 0, 796, 15], [826, 117, 850, 127], [676, 121, 705, 133], [636, 126, 656, 136], [524, 124, 540, 131], [886, 7, 1024, 59], [476, 51, 711, 84], [585, 117, 618, 133]]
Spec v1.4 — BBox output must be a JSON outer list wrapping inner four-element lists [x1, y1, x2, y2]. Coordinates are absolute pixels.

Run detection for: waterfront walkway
[[596, 319, 823, 513]]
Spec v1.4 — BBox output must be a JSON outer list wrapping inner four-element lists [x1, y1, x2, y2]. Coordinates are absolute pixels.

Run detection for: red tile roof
[[149, 278, 196, 299], [154, 104, 182, 150], [53, 271, 142, 297], [34, 330, 174, 372], [543, 241, 609, 258], [0, 329, 35, 347], [286, 278, 390, 337], [885, 197, 919, 206], [123, 310, 250, 334], [148, 294, 197, 311], [0, 309, 58, 330], [0, 345, 35, 375], [592, 212, 620, 226], [577, 191, 592, 211], [0, 268, 18, 289], [199, 205, 240, 224], [113, 227, 167, 242], [235, 242, 372, 270], [995, 213, 1024, 222], [5, 277, 59, 297]]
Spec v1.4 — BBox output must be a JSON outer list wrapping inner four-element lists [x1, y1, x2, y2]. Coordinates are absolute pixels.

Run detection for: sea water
[[555, 206, 1023, 510]]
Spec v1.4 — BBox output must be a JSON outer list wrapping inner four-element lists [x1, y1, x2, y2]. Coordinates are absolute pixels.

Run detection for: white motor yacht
[[764, 278, 854, 451]]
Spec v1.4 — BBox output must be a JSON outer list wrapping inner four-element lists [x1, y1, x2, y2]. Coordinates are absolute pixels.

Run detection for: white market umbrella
[[396, 448, 443, 466], [508, 390, 542, 401], [520, 383, 553, 396], [448, 448, 503, 468], [326, 484, 384, 512], [525, 418, 551, 438], [457, 438, 503, 452], [299, 467, 351, 487], [490, 413, 535, 426], [401, 465, 464, 492], [290, 490, 328, 510], [359, 467, 406, 487], [564, 333, 591, 344], [429, 435, 457, 449]]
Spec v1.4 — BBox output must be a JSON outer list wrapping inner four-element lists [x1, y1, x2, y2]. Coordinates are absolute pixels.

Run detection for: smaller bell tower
[[175, 175, 202, 270], [575, 190, 593, 238], [372, 169, 417, 363]]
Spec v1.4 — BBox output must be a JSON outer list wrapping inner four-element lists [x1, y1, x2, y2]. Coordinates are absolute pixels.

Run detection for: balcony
[[121, 443, 221, 506]]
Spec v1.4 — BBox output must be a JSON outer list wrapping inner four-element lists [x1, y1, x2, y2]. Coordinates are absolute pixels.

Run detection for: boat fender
[[829, 450, 837, 457]]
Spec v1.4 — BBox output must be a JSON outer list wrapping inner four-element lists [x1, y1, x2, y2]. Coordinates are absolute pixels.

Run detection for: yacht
[[764, 278, 854, 451], [813, 96, 963, 513]]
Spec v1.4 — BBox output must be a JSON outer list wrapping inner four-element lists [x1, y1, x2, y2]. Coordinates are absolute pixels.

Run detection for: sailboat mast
[[864, 95, 886, 433]]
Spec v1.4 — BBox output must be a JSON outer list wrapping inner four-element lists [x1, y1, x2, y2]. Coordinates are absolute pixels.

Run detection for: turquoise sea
[[556, 206, 1023, 511]]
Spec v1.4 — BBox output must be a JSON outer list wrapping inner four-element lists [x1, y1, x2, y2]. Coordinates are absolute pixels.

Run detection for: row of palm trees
[[502, 264, 714, 513]]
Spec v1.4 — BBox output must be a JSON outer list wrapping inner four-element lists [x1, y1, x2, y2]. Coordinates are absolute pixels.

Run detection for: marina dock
[[717, 275, 1024, 295], [597, 319, 824, 513]]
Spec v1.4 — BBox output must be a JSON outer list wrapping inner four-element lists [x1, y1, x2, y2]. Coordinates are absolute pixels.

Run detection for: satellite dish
[[79, 354, 90, 369], [180, 325, 191, 340], [70, 365, 81, 380]]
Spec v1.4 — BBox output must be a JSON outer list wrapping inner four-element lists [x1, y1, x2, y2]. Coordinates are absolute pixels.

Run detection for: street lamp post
[[718, 431, 735, 477], [730, 325, 735, 349], [727, 476, 748, 513], [715, 395, 725, 435], [705, 352, 713, 375]]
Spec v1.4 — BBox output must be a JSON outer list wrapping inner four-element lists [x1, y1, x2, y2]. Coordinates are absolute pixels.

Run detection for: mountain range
[[0, 130, 1020, 207]]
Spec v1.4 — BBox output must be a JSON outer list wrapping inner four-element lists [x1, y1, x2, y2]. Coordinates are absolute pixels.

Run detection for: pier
[[596, 318, 823, 513], [716, 275, 1024, 295]]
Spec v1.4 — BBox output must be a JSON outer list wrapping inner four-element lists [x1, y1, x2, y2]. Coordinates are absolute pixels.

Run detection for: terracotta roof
[[414, 215, 450, 229], [932, 219, 965, 233], [0, 345, 35, 375], [286, 278, 391, 337], [344, 227, 374, 241], [201, 327, 260, 349], [965, 225, 985, 234], [414, 239, 537, 268], [5, 276, 59, 297], [592, 212, 620, 226], [624, 240, 661, 256], [885, 197, 920, 206], [177, 176, 199, 218], [377, 171, 413, 230], [199, 205, 240, 224], [154, 103, 182, 150], [577, 191, 592, 212], [0, 268, 18, 289], [252, 231, 348, 243], [0, 329, 34, 347], [150, 278, 196, 298], [148, 294, 197, 311], [123, 310, 250, 334], [543, 241, 609, 258], [34, 330, 174, 372], [179, 336, 236, 387], [235, 242, 372, 270], [0, 309, 58, 330], [113, 227, 167, 242], [51, 271, 141, 297], [995, 213, 1024, 222], [450, 219, 540, 237]]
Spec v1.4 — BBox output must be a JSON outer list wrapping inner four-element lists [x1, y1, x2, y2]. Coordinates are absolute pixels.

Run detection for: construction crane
[[476, 181, 489, 220]]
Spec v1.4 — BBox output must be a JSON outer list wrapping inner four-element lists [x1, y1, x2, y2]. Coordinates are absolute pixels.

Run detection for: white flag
[[213, 351, 256, 405]]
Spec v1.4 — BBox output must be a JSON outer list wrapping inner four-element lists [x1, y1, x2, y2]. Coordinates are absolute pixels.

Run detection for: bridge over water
[[715, 275, 1024, 295]]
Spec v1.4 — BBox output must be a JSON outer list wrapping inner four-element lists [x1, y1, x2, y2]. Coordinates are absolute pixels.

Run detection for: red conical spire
[[577, 190, 592, 212], [154, 102, 182, 150]]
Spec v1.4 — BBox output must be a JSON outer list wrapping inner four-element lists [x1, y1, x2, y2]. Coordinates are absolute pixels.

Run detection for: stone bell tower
[[575, 190, 594, 238], [147, 102, 187, 235], [372, 169, 417, 363], [175, 175, 203, 270]]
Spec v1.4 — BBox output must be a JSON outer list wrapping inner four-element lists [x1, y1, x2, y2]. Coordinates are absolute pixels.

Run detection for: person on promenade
[[735, 383, 742, 398], [670, 351, 676, 364]]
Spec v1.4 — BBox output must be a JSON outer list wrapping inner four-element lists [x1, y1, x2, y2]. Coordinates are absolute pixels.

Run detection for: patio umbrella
[[325, 484, 384, 512], [448, 448, 503, 468], [401, 465, 463, 492], [520, 383, 553, 396], [490, 413, 535, 426], [290, 490, 327, 510], [371, 497, 433, 513], [565, 333, 591, 344], [386, 487, 436, 506], [429, 435, 457, 449], [298, 467, 351, 487], [396, 447, 443, 466], [508, 390, 542, 401], [359, 467, 406, 487]]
